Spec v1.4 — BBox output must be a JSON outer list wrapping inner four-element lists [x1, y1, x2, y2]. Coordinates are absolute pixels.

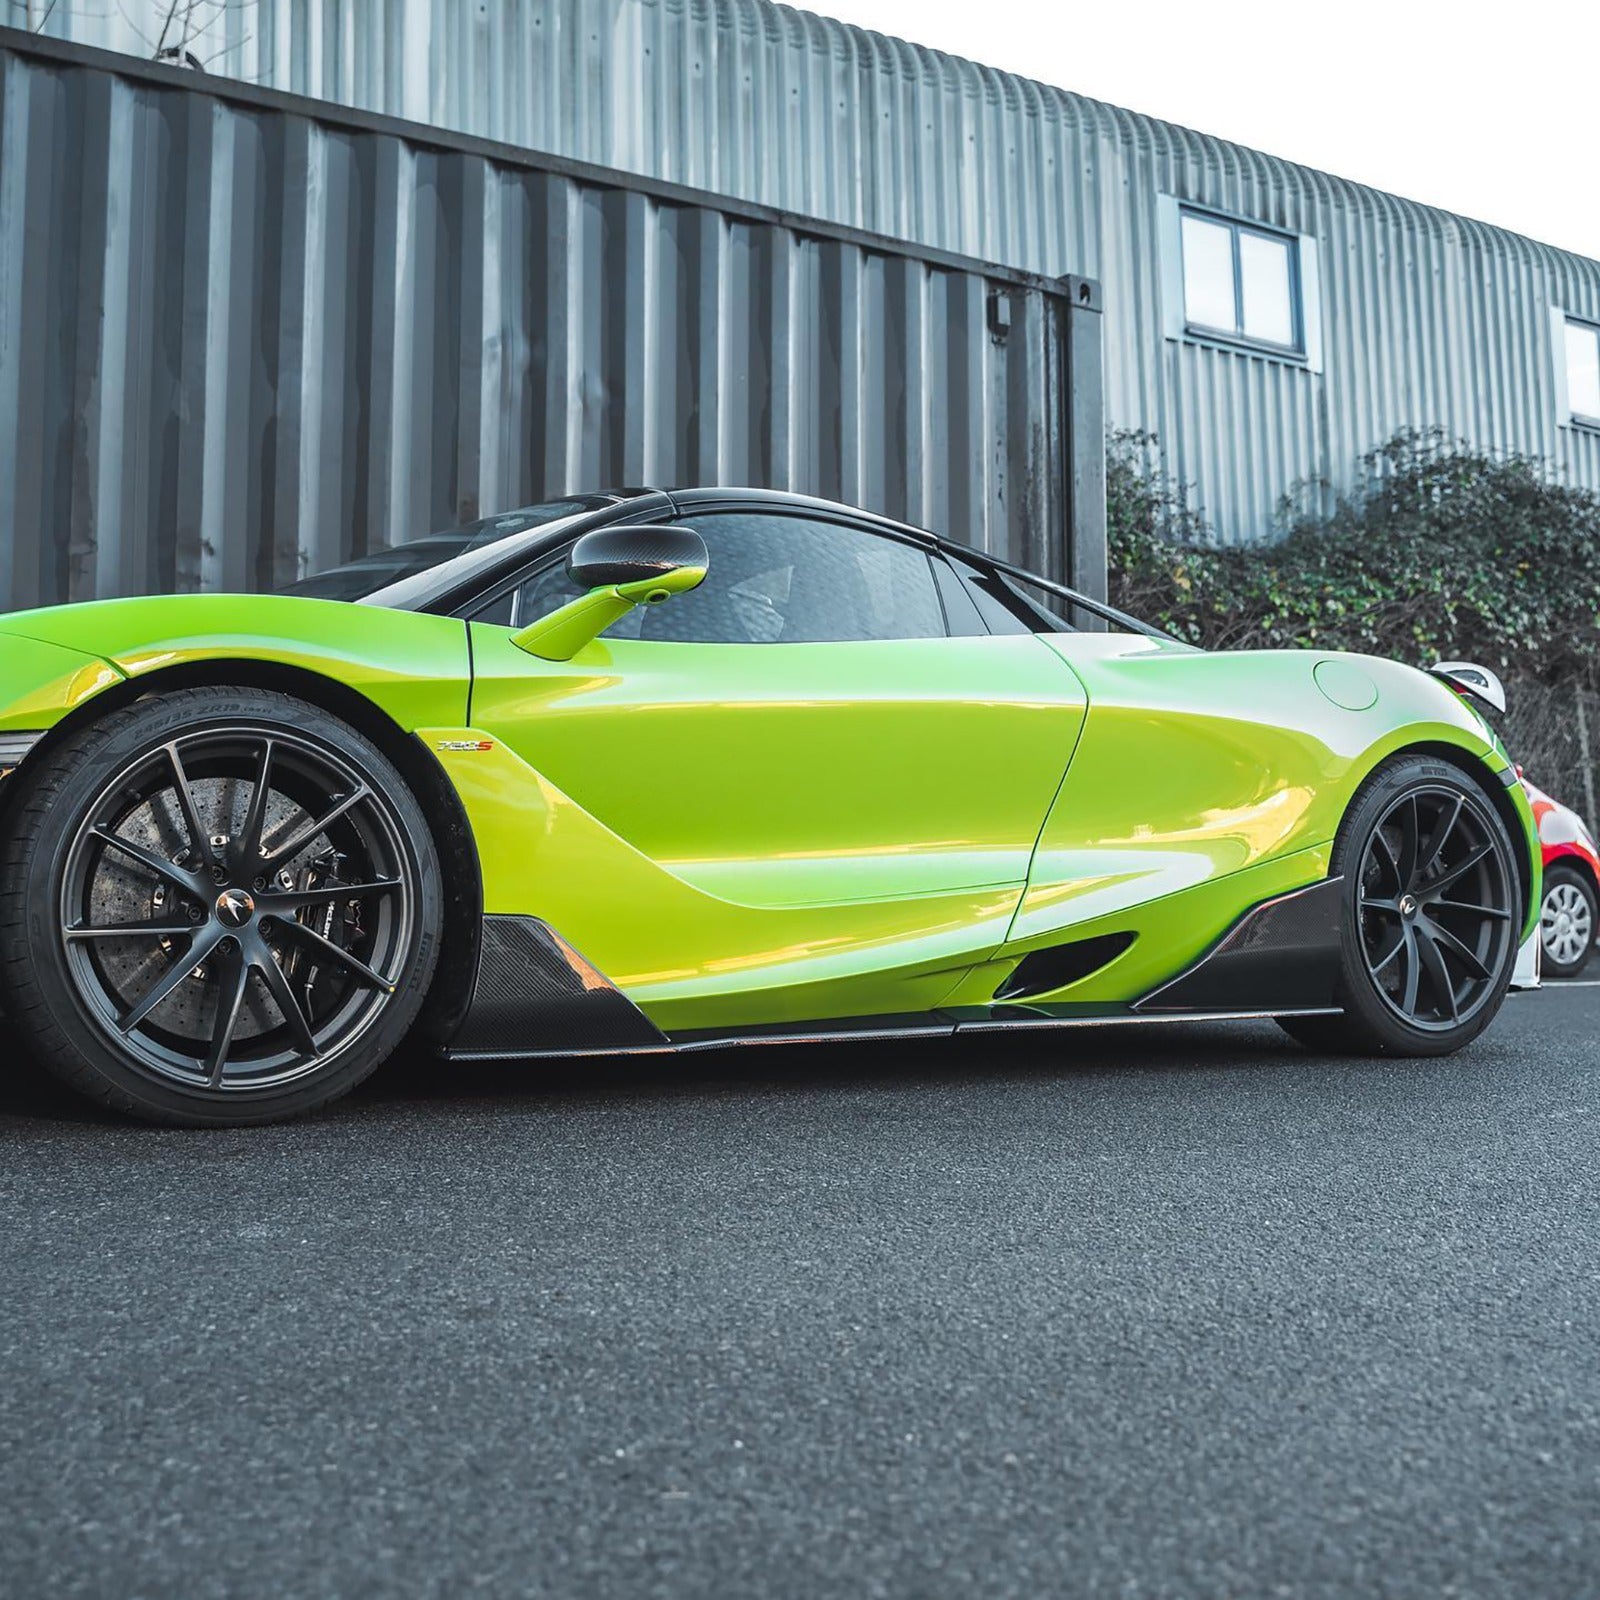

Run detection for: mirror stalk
[[512, 565, 706, 662]]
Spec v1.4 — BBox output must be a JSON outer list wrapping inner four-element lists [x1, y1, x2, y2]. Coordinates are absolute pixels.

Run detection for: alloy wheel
[[1541, 879, 1593, 969], [57, 726, 416, 1092], [1356, 784, 1516, 1031]]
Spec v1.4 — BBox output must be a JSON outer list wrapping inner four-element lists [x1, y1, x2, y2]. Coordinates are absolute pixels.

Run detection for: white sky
[[801, 0, 1600, 262]]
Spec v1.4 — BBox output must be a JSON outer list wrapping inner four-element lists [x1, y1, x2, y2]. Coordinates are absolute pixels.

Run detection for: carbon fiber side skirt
[[441, 889, 1346, 1063]]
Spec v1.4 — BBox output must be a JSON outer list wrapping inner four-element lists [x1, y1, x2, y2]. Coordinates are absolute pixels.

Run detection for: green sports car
[[0, 488, 1540, 1125]]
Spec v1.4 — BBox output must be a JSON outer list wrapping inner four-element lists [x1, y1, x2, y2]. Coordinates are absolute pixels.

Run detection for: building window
[[1180, 209, 1301, 352], [1564, 319, 1600, 424]]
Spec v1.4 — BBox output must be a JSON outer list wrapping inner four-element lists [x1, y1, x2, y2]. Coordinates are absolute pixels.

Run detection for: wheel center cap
[[1398, 893, 1419, 918], [215, 888, 255, 929]]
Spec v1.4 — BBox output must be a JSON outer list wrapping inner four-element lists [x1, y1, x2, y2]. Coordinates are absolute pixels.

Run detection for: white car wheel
[[1540, 866, 1597, 978]]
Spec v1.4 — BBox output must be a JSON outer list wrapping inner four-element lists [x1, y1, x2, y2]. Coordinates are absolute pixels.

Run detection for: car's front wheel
[[1279, 754, 1522, 1057], [1539, 861, 1597, 979], [0, 686, 442, 1125]]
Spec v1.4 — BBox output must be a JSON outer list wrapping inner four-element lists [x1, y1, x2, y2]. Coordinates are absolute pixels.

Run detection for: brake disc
[[87, 777, 308, 1043]]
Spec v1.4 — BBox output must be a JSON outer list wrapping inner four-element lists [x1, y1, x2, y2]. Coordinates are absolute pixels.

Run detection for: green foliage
[[1107, 428, 1600, 683]]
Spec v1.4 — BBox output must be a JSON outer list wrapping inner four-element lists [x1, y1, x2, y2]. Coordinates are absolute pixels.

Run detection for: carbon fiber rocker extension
[[446, 916, 669, 1059], [1133, 877, 1345, 1014]]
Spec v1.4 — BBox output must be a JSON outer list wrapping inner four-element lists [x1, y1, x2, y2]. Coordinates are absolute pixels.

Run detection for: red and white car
[[1522, 776, 1600, 978], [1425, 665, 1599, 981]]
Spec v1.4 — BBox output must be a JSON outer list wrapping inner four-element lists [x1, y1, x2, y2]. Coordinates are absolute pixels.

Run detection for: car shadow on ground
[[0, 1012, 1363, 1130]]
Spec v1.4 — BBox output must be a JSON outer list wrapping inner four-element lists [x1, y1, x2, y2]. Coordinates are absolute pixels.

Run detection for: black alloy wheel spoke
[[65, 920, 194, 941], [91, 826, 208, 897], [1432, 898, 1511, 923], [251, 936, 322, 1058], [1394, 796, 1421, 887], [1369, 826, 1403, 890], [271, 915, 397, 993], [1398, 930, 1422, 1014], [118, 927, 225, 1034], [1415, 794, 1463, 883], [204, 940, 251, 1088], [1424, 844, 1494, 900], [1412, 926, 1459, 1022], [235, 738, 277, 869], [164, 741, 214, 867], [258, 878, 403, 912], [1426, 916, 1493, 981], [260, 786, 372, 872], [1370, 924, 1407, 974]]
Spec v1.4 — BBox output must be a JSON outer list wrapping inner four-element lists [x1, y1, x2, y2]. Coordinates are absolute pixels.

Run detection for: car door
[[464, 507, 1089, 1029]]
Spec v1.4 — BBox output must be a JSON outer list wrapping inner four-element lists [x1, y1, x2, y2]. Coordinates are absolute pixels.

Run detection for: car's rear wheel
[[0, 687, 442, 1125], [1279, 755, 1521, 1057], [1539, 861, 1596, 979]]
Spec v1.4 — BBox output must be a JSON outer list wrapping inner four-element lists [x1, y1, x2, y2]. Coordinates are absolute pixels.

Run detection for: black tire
[[1278, 754, 1521, 1057], [0, 687, 442, 1126], [1539, 860, 1597, 980]]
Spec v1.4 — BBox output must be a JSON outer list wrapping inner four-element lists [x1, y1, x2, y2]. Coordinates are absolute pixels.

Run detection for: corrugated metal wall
[[0, 31, 1090, 610], [35, 0, 1600, 543]]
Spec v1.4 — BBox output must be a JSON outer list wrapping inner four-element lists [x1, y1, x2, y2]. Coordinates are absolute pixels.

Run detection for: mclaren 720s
[[0, 488, 1539, 1124]]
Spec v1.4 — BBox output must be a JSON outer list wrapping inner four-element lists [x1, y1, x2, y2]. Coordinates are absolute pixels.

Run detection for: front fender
[[0, 594, 471, 731], [0, 631, 123, 744]]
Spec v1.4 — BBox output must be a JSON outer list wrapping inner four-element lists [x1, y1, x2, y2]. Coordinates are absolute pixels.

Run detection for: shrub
[[1107, 427, 1600, 685]]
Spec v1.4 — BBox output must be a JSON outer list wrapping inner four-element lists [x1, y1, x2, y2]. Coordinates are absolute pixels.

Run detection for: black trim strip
[[952, 1006, 1340, 1035], [951, 547, 1182, 642], [441, 1005, 1343, 1063]]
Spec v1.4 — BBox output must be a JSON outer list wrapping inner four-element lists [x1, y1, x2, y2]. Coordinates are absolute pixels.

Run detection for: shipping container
[[0, 29, 1103, 609]]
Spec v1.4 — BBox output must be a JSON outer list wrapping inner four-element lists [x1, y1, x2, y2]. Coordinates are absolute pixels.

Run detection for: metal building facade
[[0, 30, 1101, 611], [33, 0, 1600, 543]]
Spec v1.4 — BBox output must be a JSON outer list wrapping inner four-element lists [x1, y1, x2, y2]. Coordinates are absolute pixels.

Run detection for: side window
[[641, 514, 946, 643], [470, 589, 516, 627], [512, 513, 949, 644], [504, 559, 577, 628]]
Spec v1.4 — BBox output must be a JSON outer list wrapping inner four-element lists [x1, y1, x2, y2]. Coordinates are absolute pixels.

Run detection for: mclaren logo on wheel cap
[[215, 888, 255, 928]]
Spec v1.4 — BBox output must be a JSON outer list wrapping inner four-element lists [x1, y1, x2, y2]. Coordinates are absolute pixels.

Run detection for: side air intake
[[993, 931, 1137, 1002]]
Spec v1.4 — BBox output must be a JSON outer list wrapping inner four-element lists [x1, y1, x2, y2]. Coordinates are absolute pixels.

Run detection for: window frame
[[1178, 205, 1306, 359], [1562, 314, 1600, 431]]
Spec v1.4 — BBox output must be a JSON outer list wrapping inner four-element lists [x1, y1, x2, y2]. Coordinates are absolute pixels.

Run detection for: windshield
[[279, 498, 614, 604]]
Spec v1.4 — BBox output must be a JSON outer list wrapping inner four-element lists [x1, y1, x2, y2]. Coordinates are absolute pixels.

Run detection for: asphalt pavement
[[2, 985, 1598, 1599]]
